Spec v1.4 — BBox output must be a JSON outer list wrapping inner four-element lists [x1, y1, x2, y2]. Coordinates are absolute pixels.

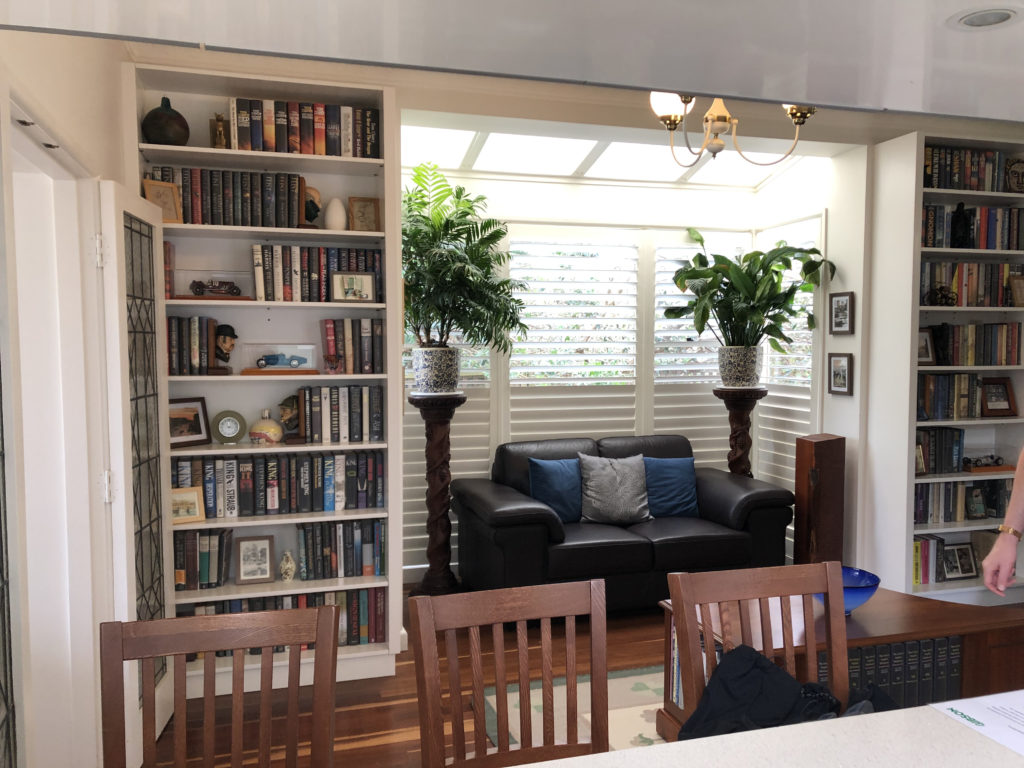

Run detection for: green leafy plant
[[664, 227, 835, 352], [402, 162, 527, 352]]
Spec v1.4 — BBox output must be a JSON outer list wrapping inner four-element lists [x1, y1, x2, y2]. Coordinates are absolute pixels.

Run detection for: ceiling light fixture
[[946, 6, 1021, 29], [650, 92, 815, 168]]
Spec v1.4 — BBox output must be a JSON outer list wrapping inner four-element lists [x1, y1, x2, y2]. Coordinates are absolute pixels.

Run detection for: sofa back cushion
[[598, 434, 693, 459], [528, 458, 583, 522], [492, 438, 599, 495], [644, 457, 699, 517]]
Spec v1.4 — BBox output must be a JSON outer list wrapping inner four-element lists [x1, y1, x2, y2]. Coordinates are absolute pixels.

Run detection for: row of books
[[923, 144, 1014, 192], [167, 315, 226, 376], [917, 372, 986, 421], [229, 98, 380, 158], [913, 478, 1013, 525], [824, 638, 962, 707], [294, 519, 386, 582], [922, 204, 1024, 250], [923, 321, 1021, 366], [290, 384, 385, 444], [178, 587, 387, 649], [920, 261, 1024, 307], [171, 449, 386, 517], [174, 528, 233, 590], [251, 244, 384, 302], [320, 318, 384, 376], [150, 166, 308, 228], [915, 426, 965, 475]]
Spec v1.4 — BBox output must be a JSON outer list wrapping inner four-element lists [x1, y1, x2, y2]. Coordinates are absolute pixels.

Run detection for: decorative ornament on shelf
[[303, 186, 322, 228], [248, 408, 283, 445], [279, 550, 296, 582], [141, 96, 190, 146], [324, 197, 347, 230]]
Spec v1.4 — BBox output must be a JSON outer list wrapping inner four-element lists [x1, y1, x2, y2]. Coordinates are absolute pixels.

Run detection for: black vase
[[141, 96, 190, 146]]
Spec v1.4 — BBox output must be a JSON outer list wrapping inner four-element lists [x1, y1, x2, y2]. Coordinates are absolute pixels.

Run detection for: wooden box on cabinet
[[794, 433, 845, 564]]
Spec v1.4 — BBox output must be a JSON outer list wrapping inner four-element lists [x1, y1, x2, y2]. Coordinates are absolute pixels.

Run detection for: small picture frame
[[942, 542, 978, 580], [1011, 275, 1024, 308], [170, 486, 205, 524], [168, 397, 211, 448], [331, 271, 375, 302], [142, 179, 183, 223], [980, 377, 1018, 417], [828, 291, 854, 335], [827, 353, 853, 395], [348, 196, 380, 231], [235, 536, 275, 585], [917, 328, 936, 365]]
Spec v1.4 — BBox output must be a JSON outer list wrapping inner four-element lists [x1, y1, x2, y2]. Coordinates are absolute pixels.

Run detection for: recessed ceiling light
[[947, 6, 1021, 29]]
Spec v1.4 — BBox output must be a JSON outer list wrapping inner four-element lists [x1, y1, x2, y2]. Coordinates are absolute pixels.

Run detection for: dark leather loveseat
[[450, 435, 795, 610]]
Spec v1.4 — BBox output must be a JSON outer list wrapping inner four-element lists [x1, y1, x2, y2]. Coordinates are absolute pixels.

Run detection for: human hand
[[982, 534, 1020, 596]]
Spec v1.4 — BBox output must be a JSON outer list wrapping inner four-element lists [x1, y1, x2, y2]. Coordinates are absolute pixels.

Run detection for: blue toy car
[[256, 353, 308, 369]]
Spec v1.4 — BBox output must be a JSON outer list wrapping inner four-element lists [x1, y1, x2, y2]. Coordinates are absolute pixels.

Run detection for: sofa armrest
[[695, 467, 795, 530], [450, 478, 566, 543]]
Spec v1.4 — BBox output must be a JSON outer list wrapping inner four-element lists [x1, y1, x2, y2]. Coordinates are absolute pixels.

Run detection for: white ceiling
[[5, 0, 1024, 122]]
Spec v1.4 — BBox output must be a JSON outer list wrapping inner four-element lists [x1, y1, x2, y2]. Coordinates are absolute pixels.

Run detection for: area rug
[[483, 666, 665, 750]]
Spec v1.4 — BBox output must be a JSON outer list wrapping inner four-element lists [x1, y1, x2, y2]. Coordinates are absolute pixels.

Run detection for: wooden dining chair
[[667, 561, 849, 725], [408, 579, 608, 767], [99, 605, 339, 768]]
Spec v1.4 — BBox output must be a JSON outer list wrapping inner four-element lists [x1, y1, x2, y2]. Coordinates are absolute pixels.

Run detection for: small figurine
[[215, 324, 237, 363], [211, 112, 228, 149], [279, 550, 296, 582], [304, 186, 322, 227], [279, 394, 300, 435], [190, 279, 241, 296]]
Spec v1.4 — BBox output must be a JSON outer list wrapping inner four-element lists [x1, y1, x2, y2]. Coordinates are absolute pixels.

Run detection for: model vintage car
[[256, 353, 308, 369], [190, 279, 242, 296], [963, 454, 1004, 470]]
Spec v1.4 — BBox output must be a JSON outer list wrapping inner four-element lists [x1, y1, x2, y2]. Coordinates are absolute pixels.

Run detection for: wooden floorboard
[[153, 594, 665, 766]]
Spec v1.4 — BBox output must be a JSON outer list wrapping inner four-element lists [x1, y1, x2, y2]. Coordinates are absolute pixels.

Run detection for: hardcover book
[[235, 98, 251, 151], [274, 100, 288, 152], [313, 103, 326, 155], [287, 101, 300, 153], [262, 98, 276, 150], [249, 99, 263, 152], [299, 102, 314, 154]]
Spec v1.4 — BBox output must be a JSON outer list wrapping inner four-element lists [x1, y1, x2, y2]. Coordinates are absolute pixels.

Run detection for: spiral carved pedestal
[[713, 386, 768, 477], [408, 392, 467, 595]]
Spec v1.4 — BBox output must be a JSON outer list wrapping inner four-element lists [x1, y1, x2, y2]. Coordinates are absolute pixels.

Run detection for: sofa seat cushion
[[547, 523, 653, 579], [627, 517, 751, 571]]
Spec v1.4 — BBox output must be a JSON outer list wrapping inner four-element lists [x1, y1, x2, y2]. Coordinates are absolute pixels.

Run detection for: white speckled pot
[[412, 346, 461, 393], [718, 345, 763, 387]]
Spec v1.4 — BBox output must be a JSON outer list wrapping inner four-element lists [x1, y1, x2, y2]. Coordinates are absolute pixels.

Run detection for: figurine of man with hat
[[215, 324, 238, 363]]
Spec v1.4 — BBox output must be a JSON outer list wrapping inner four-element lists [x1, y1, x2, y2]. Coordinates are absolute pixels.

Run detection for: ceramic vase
[[324, 197, 347, 230], [717, 345, 763, 387], [412, 347, 461, 393], [248, 408, 283, 445], [141, 96, 190, 146], [279, 551, 297, 582]]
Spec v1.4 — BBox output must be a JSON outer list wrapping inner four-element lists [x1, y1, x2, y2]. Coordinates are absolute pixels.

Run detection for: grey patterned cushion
[[578, 452, 651, 524]]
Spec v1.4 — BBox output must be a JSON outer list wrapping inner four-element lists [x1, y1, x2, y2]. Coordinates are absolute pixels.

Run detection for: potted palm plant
[[664, 228, 834, 387], [402, 162, 528, 392]]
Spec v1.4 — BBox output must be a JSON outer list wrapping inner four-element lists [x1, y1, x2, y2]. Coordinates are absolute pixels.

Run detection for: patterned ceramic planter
[[412, 346, 461, 393], [718, 345, 763, 387]]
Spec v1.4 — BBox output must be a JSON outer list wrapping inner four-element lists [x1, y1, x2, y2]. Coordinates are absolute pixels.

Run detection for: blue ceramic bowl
[[815, 566, 880, 615]]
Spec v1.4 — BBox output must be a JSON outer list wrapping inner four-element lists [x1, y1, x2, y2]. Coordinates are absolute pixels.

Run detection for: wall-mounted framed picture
[[942, 542, 978, 580], [235, 536, 275, 585], [331, 271, 375, 302], [917, 328, 936, 365], [142, 178, 183, 223], [168, 396, 211, 448], [348, 196, 380, 231], [828, 291, 854, 335], [170, 486, 205, 524], [827, 353, 853, 395], [980, 376, 1018, 417]]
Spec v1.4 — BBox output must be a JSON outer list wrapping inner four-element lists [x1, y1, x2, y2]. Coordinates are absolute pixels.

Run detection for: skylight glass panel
[[473, 134, 597, 176], [686, 150, 782, 187], [584, 142, 686, 182], [401, 125, 475, 170]]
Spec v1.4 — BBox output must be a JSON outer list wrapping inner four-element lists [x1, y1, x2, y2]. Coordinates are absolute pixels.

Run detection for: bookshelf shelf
[[127, 61, 402, 685], [914, 470, 1015, 483]]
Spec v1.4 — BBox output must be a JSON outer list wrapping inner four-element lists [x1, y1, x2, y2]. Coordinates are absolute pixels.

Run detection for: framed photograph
[[1006, 157, 1024, 194], [142, 179, 183, 223], [917, 328, 936, 365], [170, 486, 205, 524], [235, 536, 275, 585], [827, 353, 853, 395], [828, 291, 854, 335], [331, 271, 376, 302], [1011, 275, 1024, 308], [942, 542, 978, 580], [168, 397, 211, 448], [348, 196, 380, 231], [980, 377, 1018, 417]]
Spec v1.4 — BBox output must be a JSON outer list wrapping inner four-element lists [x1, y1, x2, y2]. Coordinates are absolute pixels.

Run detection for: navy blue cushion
[[528, 457, 582, 523], [643, 456, 698, 518]]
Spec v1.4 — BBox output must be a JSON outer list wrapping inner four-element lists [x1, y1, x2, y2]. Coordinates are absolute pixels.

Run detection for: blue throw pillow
[[643, 456, 698, 518], [528, 457, 582, 523]]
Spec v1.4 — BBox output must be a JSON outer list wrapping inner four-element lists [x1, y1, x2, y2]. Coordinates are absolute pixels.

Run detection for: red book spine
[[313, 103, 326, 155], [322, 318, 336, 355]]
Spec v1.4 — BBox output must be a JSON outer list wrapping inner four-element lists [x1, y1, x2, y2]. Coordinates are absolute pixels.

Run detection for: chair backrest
[[667, 562, 849, 723], [409, 580, 608, 767], [99, 605, 339, 768]]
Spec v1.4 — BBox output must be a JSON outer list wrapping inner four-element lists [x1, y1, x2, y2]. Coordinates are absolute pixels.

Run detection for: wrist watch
[[998, 524, 1023, 541]]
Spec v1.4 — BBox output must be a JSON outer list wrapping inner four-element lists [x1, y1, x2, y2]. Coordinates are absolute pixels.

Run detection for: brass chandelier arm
[[729, 122, 802, 166]]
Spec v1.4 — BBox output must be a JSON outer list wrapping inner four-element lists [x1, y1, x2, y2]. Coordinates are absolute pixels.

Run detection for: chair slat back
[[409, 580, 608, 767], [668, 562, 849, 727], [99, 606, 339, 768]]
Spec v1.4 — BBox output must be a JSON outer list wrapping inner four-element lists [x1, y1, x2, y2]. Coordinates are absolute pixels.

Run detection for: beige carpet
[[484, 666, 665, 750]]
